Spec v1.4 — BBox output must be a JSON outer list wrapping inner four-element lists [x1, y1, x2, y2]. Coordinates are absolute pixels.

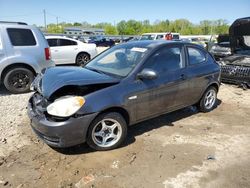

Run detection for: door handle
[[74, 48, 78, 50], [53, 50, 58, 52], [180, 74, 187, 80]]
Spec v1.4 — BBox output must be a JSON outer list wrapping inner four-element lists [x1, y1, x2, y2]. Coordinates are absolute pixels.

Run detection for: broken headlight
[[47, 96, 85, 117]]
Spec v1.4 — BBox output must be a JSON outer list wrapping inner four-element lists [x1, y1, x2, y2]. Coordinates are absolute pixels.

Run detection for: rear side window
[[7, 28, 36, 46], [58, 39, 77, 46], [47, 39, 58, 47], [187, 47, 206, 65]]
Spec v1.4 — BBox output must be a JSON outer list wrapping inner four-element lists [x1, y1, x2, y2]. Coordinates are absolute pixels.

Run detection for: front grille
[[221, 65, 250, 78]]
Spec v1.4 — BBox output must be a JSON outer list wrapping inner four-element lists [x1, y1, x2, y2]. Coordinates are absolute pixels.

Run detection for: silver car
[[0, 21, 55, 93]]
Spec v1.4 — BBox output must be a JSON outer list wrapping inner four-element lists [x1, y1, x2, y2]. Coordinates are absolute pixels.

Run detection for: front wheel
[[87, 112, 127, 151], [198, 86, 218, 112]]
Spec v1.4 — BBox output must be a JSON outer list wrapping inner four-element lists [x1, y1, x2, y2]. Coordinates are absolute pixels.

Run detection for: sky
[[0, 0, 249, 26]]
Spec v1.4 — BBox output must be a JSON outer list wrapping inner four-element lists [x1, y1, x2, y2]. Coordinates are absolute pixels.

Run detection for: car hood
[[40, 66, 120, 99]]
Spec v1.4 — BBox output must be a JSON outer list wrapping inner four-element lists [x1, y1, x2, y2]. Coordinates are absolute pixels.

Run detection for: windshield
[[85, 45, 148, 77], [140, 34, 156, 40]]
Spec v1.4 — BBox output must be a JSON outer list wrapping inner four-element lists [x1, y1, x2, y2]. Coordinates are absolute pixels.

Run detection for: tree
[[117, 20, 128, 35], [104, 24, 118, 35], [43, 19, 230, 35], [73, 22, 81, 26]]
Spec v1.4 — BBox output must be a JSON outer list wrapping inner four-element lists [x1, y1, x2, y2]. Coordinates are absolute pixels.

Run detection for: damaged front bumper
[[27, 95, 98, 148]]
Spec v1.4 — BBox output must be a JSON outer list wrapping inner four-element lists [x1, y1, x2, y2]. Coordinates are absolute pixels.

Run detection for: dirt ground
[[0, 84, 249, 188]]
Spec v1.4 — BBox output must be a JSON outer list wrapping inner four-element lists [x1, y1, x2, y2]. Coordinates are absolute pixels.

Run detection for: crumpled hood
[[41, 66, 119, 99]]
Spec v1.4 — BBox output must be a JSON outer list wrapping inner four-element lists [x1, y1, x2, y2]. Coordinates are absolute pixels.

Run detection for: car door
[[133, 44, 188, 121], [185, 45, 210, 105], [49, 38, 78, 64]]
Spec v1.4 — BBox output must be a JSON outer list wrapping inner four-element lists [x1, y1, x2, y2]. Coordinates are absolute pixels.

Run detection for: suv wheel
[[76, 53, 90, 67], [87, 112, 127, 151], [3, 67, 34, 94], [198, 86, 218, 112]]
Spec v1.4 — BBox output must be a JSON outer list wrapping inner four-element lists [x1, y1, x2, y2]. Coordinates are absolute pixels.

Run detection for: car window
[[172, 34, 180, 40], [7, 28, 36, 46], [58, 39, 77, 46], [47, 39, 58, 47], [156, 35, 164, 39], [140, 35, 156, 40], [144, 46, 184, 73], [187, 47, 206, 65]]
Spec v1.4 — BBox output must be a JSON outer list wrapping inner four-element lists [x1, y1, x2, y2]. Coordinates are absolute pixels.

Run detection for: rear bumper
[[27, 97, 97, 148]]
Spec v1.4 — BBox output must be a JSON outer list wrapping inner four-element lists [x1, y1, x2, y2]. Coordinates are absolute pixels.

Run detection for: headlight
[[211, 46, 216, 50], [47, 96, 85, 117]]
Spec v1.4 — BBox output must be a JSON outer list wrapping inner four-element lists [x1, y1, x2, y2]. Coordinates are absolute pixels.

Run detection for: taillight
[[45, 48, 51, 60]]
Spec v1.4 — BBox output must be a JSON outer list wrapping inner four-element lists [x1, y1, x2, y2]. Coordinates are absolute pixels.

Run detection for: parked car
[[140, 33, 180, 41], [0, 21, 54, 93], [209, 34, 231, 60], [28, 40, 220, 151], [46, 36, 97, 66], [210, 42, 231, 60], [219, 17, 250, 89], [88, 36, 115, 47]]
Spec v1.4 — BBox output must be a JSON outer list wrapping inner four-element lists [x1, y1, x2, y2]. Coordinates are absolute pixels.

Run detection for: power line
[[46, 11, 76, 23]]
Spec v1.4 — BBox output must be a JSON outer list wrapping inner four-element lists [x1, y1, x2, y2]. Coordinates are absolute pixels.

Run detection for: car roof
[[142, 33, 169, 35], [46, 35, 72, 39], [118, 40, 191, 49], [45, 35, 79, 42], [142, 32, 180, 35]]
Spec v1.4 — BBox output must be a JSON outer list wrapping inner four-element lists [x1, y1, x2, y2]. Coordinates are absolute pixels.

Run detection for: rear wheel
[[76, 52, 90, 67], [3, 67, 34, 94], [87, 112, 127, 151], [198, 86, 218, 112]]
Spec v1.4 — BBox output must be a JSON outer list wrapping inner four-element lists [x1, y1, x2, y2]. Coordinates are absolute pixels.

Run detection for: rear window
[[59, 39, 77, 46], [7, 28, 36, 46]]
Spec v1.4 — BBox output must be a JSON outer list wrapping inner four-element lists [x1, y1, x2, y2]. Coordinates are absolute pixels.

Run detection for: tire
[[198, 86, 218, 112], [87, 112, 127, 151], [75, 52, 90, 67], [3, 67, 34, 94]]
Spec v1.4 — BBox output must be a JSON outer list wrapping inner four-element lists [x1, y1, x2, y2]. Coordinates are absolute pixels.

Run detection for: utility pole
[[56, 16, 59, 33], [43, 9, 47, 31]]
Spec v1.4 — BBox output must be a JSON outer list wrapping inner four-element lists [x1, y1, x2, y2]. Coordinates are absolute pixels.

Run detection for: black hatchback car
[[28, 41, 220, 151]]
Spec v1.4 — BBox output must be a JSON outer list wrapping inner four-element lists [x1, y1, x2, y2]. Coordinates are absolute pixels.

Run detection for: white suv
[[46, 36, 98, 66], [140, 32, 180, 40], [0, 21, 54, 93]]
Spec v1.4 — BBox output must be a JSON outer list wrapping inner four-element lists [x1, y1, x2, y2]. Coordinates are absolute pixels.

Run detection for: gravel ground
[[0, 82, 250, 188]]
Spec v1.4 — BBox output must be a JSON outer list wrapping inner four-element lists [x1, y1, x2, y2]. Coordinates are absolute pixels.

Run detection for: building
[[64, 27, 105, 35]]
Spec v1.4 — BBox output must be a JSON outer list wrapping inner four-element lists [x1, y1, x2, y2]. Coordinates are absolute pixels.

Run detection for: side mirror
[[137, 68, 157, 80]]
